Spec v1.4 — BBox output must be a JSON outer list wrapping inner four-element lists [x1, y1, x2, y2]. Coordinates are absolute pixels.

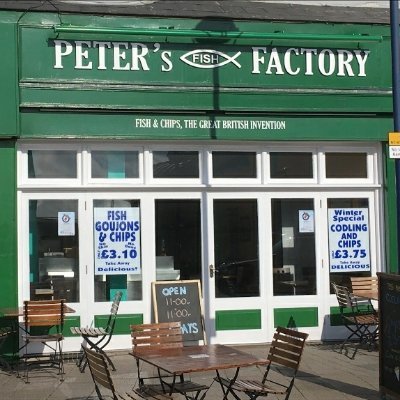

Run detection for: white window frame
[[84, 142, 144, 186], [18, 142, 82, 188], [207, 147, 262, 185], [265, 143, 318, 185], [319, 143, 378, 185], [147, 146, 203, 185]]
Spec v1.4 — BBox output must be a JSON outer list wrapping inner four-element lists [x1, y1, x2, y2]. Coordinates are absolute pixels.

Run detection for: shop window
[[91, 151, 139, 179], [155, 200, 201, 282], [271, 199, 316, 296], [212, 151, 257, 178], [28, 150, 77, 178], [325, 152, 367, 178], [270, 152, 313, 179], [153, 151, 199, 178]]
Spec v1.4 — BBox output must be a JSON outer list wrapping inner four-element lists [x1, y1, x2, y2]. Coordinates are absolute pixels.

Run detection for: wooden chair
[[332, 282, 378, 359], [217, 326, 308, 400], [20, 299, 65, 383], [71, 290, 122, 372], [350, 276, 378, 304], [131, 322, 209, 399], [350, 276, 378, 294], [83, 346, 172, 400]]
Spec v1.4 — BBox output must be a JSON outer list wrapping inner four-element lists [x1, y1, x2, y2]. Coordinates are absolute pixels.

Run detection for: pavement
[[0, 341, 380, 400]]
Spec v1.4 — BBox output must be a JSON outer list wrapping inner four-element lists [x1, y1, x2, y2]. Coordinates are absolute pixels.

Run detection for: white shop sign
[[93, 207, 141, 275], [328, 208, 370, 273]]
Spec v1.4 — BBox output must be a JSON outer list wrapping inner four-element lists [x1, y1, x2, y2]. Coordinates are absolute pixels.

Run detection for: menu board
[[152, 280, 205, 343], [379, 272, 400, 399]]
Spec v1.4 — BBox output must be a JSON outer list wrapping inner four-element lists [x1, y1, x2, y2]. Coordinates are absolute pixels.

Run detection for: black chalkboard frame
[[378, 272, 400, 399], [152, 279, 206, 344]]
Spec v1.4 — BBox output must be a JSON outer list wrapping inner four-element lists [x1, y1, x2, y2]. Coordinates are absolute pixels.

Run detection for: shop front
[[0, 4, 395, 351]]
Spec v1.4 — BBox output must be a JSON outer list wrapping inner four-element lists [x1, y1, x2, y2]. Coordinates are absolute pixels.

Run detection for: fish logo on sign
[[180, 49, 241, 69]]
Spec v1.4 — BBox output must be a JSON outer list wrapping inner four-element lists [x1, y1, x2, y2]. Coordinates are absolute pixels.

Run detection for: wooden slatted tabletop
[[0, 305, 75, 317], [131, 344, 269, 375]]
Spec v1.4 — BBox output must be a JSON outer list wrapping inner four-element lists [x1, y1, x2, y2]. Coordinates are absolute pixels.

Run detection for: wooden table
[[0, 305, 75, 317], [131, 344, 269, 399], [0, 304, 75, 369]]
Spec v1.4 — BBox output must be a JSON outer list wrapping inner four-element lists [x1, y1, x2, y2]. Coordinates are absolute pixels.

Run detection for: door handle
[[209, 264, 216, 278]]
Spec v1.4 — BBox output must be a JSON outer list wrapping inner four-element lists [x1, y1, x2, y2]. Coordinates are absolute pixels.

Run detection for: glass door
[[205, 194, 267, 344]]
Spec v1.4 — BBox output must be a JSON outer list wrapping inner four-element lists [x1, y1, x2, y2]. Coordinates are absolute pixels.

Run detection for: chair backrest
[[23, 299, 65, 330], [104, 291, 123, 334], [267, 326, 308, 373], [83, 346, 118, 399], [350, 276, 378, 294], [130, 322, 183, 353], [332, 282, 353, 308]]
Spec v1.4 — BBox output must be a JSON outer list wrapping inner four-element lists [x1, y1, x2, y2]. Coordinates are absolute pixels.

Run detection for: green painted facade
[[0, 9, 396, 336]]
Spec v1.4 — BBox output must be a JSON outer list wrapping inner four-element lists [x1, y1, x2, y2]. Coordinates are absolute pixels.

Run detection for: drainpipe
[[390, 0, 400, 273]]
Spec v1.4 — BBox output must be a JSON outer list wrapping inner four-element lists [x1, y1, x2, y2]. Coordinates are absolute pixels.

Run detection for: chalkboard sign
[[378, 273, 400, 399], [152, 280, 205, 343]]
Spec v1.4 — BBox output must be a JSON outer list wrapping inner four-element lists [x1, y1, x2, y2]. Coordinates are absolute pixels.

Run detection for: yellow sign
[[389, 132, 400, 145]]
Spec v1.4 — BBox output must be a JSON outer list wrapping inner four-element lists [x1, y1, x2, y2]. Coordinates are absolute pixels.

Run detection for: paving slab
[[0, 342, 380, 400]]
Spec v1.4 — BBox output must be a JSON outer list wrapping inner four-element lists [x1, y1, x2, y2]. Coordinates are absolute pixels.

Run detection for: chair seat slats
[[233, 379, 287, 394], [133, 386, 174, 399], [70, 327, 107, 336]]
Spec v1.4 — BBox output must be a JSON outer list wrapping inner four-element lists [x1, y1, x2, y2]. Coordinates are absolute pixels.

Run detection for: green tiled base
[[64, 316, 81, 337], [274, 307, 318, 328], [94, 314, 143, 335], [216, 309, 261, 331]]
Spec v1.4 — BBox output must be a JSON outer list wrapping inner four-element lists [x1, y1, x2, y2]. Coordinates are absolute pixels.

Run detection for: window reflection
[[212, 152, 256, 178], [326, 153, 367, 178], [272, 199, 316, 296], [29, 200, 79, 302], [214, 199, 259, 297], [91, 151, 139, 179], [28, 150, 77, 178], [153, 151, 199, 178], [270, 152, 313, 179], [155, 200, 201, 281]]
